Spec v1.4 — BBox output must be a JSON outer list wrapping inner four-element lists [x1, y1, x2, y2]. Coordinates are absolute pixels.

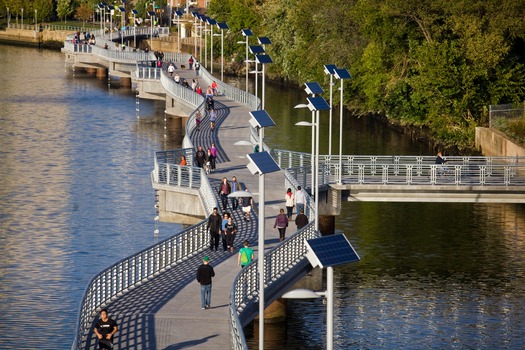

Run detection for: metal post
[[311, 110, 315, 192], [204, 21, 208, 68], [327, 266, 334, 350], [210, 24, 214, 74], [258, 130, 265, 350], [328, 74, 333, 156], [133, 14, 136, 48], [193, 16, 197, 59], [315, 110, 320, 232], [255, 61, 259, 102], [262, 63, 266, 110], [245, 36, 249, 93], [21, 8, 23, 27], [338, 79, 344, 184], [177, 15, 180, 53], [221, 30, 224, 81], [7, 7, 9, 28]]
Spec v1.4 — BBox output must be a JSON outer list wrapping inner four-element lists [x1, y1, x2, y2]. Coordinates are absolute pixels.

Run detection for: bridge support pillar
[[96, 68, 108, 78], [86, 68, 97, 75], [120, 77, 132, 87], [319, 215, 335, 235], [255, 298, 286, 324]]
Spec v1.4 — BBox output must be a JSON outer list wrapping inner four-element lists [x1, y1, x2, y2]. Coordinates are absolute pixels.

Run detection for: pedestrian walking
[[218, 177, 231, 210], [295, 208, 309, 230], [274, 208, 288, 242], [295, 185, 306, 216], [238, 240, 254, 268], [206, 207, 221, 251], [196, 255, 215, 309], [241, 189, 253, 221], [195, 145, 206, 168], [285, 188, 294, 220], [230, 176, 240, 209], [188, 55, 194, 70], [225, 216, 237, 253], [94, 308, 118, 350], [195, 61, 200, 76], [221, 212, 230, 251]]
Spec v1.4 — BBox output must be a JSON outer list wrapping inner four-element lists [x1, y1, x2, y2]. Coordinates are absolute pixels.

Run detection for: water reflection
[[0, 46, 181, 349]]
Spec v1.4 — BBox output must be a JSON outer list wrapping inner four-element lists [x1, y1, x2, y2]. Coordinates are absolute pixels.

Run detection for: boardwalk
[[82, 60, 292, 349]]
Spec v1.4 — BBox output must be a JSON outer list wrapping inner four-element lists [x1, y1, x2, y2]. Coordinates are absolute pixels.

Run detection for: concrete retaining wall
[[475, 127, 525, 157]]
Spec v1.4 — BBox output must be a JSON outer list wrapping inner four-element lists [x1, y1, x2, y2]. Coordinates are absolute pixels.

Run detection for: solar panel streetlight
[[108, 5, 115, 40], [324, 65, 338, 156], [240, 29, 254, 93], [249, 45, 265, 102], [147, 10, 156, 46], [334, 68, 351, 184], [191, 12, 199, 59], [306, 96, 330, 232], [245, 151, 280, 350], [174, 10, 183, 53], [283, 234, 360, 350], [201, 16, 209, 69], [206, 18, 216, 73], [255, 54, 272, 111], [119, 7, 126, 48], [216, 22, 229, 81], [132, 9, 138, 48]]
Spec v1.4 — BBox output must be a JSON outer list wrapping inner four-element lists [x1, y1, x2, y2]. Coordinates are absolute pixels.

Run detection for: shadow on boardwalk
[[82, 73, 266, 349]]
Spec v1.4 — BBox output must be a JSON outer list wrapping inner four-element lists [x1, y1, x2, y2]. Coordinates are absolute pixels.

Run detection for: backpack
[[240, 248, 250, 264]]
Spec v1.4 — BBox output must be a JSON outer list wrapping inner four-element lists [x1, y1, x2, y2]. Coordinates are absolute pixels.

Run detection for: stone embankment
[[476, 127, 525, 157]]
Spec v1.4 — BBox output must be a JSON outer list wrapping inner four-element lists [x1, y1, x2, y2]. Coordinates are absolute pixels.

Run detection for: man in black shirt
[[94, 308, 118, 349], [196, 256, 215, 309], [195, 146, 206, 168], [207, 207, 222, 251]]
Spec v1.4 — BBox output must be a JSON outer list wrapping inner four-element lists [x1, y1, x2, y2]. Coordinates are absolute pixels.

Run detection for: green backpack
[[240, 248, 250, 264]]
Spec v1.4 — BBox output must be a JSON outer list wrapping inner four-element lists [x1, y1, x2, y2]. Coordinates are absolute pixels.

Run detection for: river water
[[0, 45, 524, 349]]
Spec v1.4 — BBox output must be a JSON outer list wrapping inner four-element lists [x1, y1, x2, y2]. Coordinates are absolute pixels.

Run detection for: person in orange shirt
[[180, 155, 187, 166]]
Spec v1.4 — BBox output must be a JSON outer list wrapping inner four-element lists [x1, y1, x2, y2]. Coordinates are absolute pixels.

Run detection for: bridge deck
[[83, 61, 290, 349]]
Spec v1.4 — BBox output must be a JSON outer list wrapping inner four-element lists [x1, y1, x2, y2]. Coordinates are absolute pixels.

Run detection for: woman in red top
[[211, 81, 218, 96]]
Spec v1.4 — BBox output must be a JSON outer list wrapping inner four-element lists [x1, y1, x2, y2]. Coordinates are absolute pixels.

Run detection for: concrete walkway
[[84, 62, 294, 349]]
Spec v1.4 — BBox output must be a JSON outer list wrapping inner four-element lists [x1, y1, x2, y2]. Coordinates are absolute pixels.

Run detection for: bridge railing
[[73, 213, 210, 349]]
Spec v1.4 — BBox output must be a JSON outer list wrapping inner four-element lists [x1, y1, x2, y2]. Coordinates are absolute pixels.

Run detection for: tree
[[57, 0, 74, 22], [75, 2, 92, 27]]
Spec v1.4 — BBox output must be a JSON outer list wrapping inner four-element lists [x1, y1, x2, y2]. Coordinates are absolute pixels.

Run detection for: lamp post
[[34, 9, 37, 26], [21, 8, 23, 27], [283, 234, 360, 350], [7, 7, 9, 28], [206, 18, 216, 74], [202, 16, 208, 69], [191, 12, 199, 59], [132, 9, 138, 48], [119, 7, 126, 48], [333, 68, 351, 184], [255, 54, 272, 111], [323, 65, 337, 156], [174, 10, 183, 53], [148, 10, 155, 48], [217, 22, 229, 82], [249, 45, 264, 102], [239, 29, 253, 93]]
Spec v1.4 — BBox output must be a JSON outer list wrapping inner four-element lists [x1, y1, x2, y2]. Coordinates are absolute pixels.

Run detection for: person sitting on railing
[[196, 85, 203, 95], [206, 86, 214, 99], [180, 155, 187, 166], [174, 72, 180, 83]]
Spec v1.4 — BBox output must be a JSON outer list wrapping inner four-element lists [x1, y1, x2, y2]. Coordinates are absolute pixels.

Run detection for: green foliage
[[57, 0, 75, 22]]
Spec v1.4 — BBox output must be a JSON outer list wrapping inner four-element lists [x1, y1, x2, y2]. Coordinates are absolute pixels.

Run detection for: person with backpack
[[238, 240, 254, 268]]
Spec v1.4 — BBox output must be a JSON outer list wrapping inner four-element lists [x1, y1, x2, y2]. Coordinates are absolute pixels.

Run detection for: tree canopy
[[209, 0, 525, 150]]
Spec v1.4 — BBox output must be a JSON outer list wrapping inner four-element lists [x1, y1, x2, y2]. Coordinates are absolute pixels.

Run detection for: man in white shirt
[[294, 185, 306, 216]]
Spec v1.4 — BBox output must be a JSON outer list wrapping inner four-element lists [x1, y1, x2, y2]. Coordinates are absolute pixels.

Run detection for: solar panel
[[256, 54, 273, 64], [324, 64, 337, 75], [307, 96, 330, 111], [217, 22, 229, 30], [100, 2, 108, 6], [191, 11, 199, 17], [246, 151, 280, 175], [249, 110, 276, 128], [305, 234, 360, 268], [304, 82, 324, 95], [249, 45, 265, 54], [148, 11, 155, 17], [258, 36, 272, 45], [242, 29, 254, 37], [175, 10, 183, 17], [108, 5, 115, 10], [132, 9, 138, 14], [334, 68, 351, 80], [119, 7, 125, 12], [207, 18, 217, 25]]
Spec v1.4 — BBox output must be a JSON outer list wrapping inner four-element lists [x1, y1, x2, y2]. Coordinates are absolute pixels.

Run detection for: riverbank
[[0, 28, 66, 49]]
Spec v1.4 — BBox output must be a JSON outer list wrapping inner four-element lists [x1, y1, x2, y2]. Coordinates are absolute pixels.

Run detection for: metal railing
[[73, 217, 210, 349]]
